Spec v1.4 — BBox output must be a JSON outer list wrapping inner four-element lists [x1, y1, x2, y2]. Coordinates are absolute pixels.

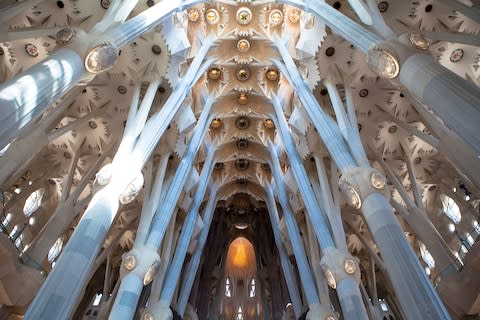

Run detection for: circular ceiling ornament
[[409, 33, 430, 50], [88, 121, 97, 129], [211, 118, 222, 129], [266, 68, 279, 81], [325, 47, 335, 57], [117, 85, 127, 94], [208, 67, 221, 80], [264, 119, 275, 129], [237, 93, 249, 105], [270, 9, 284, 26], [387, 125, 397, 133], [236, 7, 253, 25], [237, 138, 249, 149], [377, 1, 388, 12], [367, 47, 400, 79], [100, 0, 111, 9], [151, 44, 162, 55], [449, 48, 464, 63], [205, 9, 219, 24], [55, 27, 75, 46], [359, 89, 369, 98], [237, 39, 250, 53], [25, 43, 39, 57], [188, 9, 200, 22], [85, 43, 119, 74], [236, 158, 249, 170], [288, 10, 300, 24], [236, 116, 250, 129], [236, 67, 250, 81]]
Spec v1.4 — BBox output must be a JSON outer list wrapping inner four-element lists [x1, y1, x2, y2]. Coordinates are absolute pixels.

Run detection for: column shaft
[[275, 38, 449, 320], [400, 54, 480, 156], [159, 150, 216, 304], [265, 186, 304, 317], [267, 154, 321, 306], [108, 106, 214, 320], [24, 49, 211, 319], [363, 194, 451, 319], [176, 192, 218, 316], [0, 49, 84, 150]]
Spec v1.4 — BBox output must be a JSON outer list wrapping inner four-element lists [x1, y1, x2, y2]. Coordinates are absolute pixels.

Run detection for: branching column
[[264, 184, 309, 318], [153, 150, 217, 316], [24, 42, 212, 319], [108, 97, 215, 320], [274, 38, 450, 319], [0, 0, 203, 150], [268, 116, 367, 320]]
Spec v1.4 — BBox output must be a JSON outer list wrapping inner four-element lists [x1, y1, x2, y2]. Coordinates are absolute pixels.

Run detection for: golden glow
[[206, 9, 219, 24], [237, 93, 249, 105], [208, 67, 221, 80], [288, 10, 301, 23], [232, 243, 248, 268], [237, 39, 250, 53], [211, 118, 222, 129], [270, 9, 283, 25], [264, 119, 275, 129], [226, 237, 256, 279], [188, 9, 200, 22], [266, 68, 279, 81]]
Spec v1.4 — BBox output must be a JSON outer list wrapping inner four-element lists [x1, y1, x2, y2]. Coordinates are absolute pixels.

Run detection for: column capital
[[142, 301, 172, 320], [306, 303, 338, 320], [339, 167, 388, 210], [120, 245, 160, 286], [320, 247, 361, 289]]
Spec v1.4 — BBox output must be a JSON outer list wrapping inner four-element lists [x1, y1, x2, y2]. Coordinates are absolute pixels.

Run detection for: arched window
[[225, 278, 231, 297], [236, 306, 244, 320], [48, 236, 64, 263], [249, 278, 255, 298], [419, 242, 435, 269], [23, 188, 45, 217], [440, 195, 461, 224], [9, 224, 19, 239], [1, 213, 12, 229]]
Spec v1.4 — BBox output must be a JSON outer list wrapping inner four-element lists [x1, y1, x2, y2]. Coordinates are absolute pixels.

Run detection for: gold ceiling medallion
[[205, 9, 219, 24], [269, 9, 284, 26], [237, 39, 250, 53], [236, 68, 250, 81], [288, 10, 301, 23], [188, 9, 200, 22], [211, 118, 222, 129], [236, 7, 253, 25], [208, 67, 221, 80], [237, 93, 249, 105], [236, 116, 250, 129], [266, 68, 279, 81], [264, 119, 275, 129]]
